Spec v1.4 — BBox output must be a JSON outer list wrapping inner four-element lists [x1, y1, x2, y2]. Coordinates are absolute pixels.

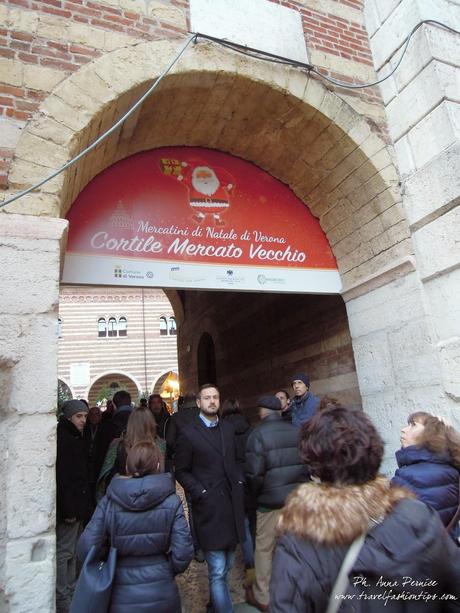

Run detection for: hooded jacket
[[392, 445, 460, 529], [77, 472, 193, 613], [270, 477, 460, 612]]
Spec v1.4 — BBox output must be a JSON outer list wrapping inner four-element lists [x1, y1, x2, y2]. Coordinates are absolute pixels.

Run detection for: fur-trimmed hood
[[271, 478, 460, 612], [278, 476, 412, 545]]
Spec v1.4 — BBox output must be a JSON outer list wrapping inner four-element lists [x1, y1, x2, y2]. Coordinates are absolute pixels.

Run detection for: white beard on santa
[[188, 165, 232, 226]]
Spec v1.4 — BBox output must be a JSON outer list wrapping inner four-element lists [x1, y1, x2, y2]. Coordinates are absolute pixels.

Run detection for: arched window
[[169, 316, 177, 336], [160, 317, 168, 336], [57, 317, 62, 338], [197, 332, 217, 387], [118, 316, 128, 337], [108, 317, 117, 337], [98, 317, 107, 337]]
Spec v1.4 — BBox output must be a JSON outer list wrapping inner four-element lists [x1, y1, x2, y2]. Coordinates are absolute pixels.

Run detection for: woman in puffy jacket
[[77, 442, 193, 612], [269, 406, 460, 612], [392, 411, 460, 535]]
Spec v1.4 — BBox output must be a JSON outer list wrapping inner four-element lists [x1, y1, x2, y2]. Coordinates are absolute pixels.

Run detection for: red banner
[[63, 147, 340, 293]]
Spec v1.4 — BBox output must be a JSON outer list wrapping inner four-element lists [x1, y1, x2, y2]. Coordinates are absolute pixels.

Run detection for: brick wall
[[58, 285, 179, 401], [0, 0, 382, 190], [178, 289, 361, 418]]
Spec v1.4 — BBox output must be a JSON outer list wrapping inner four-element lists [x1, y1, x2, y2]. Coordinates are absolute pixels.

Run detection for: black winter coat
[[77, 472, 193, 613], [222, 412, 252, 464], [56, 416, 93, 523], [175, 417, 245, 550], [270, 478, 460, 613], [245, 413, 308, 508]]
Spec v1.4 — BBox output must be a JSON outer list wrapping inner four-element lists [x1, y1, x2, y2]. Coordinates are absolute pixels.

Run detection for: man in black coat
[[56, 399, 93, 613], [245, 395, 308, 612], [175, 384, 245, 613]]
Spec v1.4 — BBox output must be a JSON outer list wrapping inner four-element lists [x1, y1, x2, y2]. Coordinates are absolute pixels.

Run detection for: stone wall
[[0, 213, 67, 611], [363, 0, 460, 445], [1, 0, 459, 607], [0, 0, 384, 191], [178, 290, 361, 419]]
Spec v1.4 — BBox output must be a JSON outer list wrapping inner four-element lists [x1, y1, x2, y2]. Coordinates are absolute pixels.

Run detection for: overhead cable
[[0, 34, 197, 209], [1, 20, 459, 209], [195, 20, 460, 90]]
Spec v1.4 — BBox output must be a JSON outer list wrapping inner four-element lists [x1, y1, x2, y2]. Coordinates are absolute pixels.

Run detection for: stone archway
[[8, 39, 407, 295], [2, 37, 448, 610], [8, 39, 422, 424], [85, 371, 142, 405]]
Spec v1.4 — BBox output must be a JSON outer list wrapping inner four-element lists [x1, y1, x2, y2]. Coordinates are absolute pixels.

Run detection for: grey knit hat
[[62, 399, 89, 419]]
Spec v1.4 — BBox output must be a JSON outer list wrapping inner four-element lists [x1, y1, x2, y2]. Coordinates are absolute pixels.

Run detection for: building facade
[[58, 285, 178, 404], [0, 0, 459, 609]]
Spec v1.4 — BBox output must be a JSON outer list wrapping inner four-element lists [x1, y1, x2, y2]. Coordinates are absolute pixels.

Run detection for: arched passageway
[[86, 372, 140, 405], [180, 290, 359, 419], [3, 36, 452, 612]]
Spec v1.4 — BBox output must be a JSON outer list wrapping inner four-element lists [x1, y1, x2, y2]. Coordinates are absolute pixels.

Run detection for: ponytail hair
[[126, 442, 161, 478]]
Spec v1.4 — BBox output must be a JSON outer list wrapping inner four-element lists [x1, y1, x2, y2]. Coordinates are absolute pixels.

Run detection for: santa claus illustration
[[160, 157, 235, 226]]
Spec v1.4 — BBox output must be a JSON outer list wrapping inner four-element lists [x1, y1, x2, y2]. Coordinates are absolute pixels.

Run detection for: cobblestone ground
[[176, 484, 246, 613]]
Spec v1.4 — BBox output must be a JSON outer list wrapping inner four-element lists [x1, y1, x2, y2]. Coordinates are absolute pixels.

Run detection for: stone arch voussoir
[[9, 39, 410, 289]]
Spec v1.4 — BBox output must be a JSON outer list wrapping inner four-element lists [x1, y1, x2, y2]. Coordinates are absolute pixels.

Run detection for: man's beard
[[192, 168, 220, 196], [201, 405, 219, 416]]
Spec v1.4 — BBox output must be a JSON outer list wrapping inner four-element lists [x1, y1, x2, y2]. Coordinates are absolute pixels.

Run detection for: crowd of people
[[56, 375, 460, 613]]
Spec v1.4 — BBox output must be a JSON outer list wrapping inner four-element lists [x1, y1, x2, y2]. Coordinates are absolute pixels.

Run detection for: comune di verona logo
[[114, 265, 122, 278]]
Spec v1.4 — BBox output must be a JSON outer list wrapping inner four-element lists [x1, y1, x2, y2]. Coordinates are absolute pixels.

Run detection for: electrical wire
[[1, 19, 459, 209], [309, 20, 460, 89], [0, 33, 197, 209], [195, 20, 460, 90]]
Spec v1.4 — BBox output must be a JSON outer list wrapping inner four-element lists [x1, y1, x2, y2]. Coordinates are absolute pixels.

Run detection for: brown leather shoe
[[245, 585, 269, 612]]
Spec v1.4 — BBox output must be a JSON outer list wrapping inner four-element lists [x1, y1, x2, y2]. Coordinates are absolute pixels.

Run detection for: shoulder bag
[[70, 502, 117, 613], [326, 532, 366, 613]]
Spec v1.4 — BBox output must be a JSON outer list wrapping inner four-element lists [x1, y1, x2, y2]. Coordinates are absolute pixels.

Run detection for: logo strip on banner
[[63, 147, 341, 294]]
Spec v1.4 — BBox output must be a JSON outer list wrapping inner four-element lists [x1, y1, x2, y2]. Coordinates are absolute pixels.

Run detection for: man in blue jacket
[[290, 373, 320, 427]]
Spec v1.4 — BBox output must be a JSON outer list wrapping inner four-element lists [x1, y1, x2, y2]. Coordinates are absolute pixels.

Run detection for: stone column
[[360, 0, 460, 453], [0, 213, 68, 612]]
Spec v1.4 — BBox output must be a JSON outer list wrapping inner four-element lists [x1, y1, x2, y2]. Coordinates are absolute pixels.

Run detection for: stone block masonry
[[0, 214, 68, 612]]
